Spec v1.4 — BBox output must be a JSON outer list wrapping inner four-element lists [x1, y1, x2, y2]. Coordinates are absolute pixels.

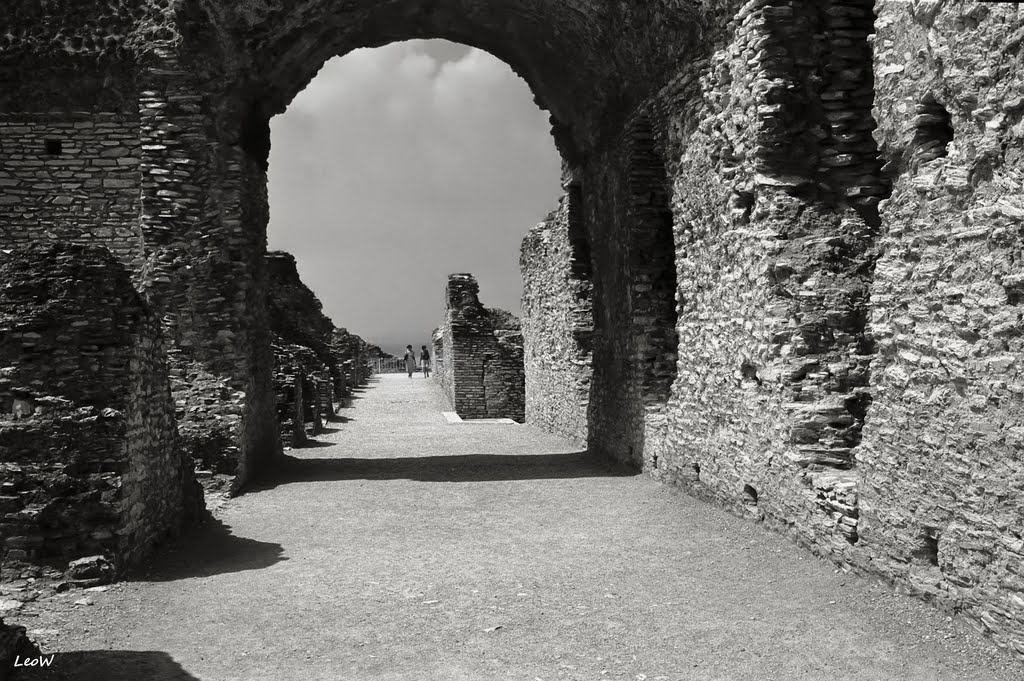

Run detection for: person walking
[[420, 345, 431, 378], [403, 345, 416, 378]]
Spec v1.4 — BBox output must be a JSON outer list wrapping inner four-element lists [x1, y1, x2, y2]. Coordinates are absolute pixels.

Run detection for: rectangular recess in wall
[[44, 139, 63, 155]]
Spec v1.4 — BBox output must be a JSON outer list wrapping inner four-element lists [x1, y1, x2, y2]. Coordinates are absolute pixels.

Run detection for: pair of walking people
[[404, 344, 430, 378]]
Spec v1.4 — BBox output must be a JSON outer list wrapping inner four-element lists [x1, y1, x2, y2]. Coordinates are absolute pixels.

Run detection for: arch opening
[[263, 39, 562, 433]]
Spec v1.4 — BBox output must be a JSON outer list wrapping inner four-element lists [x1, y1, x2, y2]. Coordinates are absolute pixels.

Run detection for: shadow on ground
[[287, 439, 336, 449], [321, 417, 352, 428], [253, 452, 638, 488], [17, 651, 199, 681], [132, 517, 286, 582], [334, 384, 372, 410]]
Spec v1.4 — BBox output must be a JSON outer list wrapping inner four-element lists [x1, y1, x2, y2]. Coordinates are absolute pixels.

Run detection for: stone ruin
[[0, 0, 1022, 659], [0, 244, 201, 576], [265, 252, 380, 447], [0, 243, 373, 597], [434, 274, 525, 422], [521, 192, 594, 444]]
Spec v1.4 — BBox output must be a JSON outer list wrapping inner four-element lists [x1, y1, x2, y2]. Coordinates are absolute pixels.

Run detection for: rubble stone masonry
[[520, 0, 1024, 656], [856, 2, 1024, 653], [266, 251, 338, 445], [0, 244, 201, 573], [521, 191, 593, 444], [437, 275, 525, 422]]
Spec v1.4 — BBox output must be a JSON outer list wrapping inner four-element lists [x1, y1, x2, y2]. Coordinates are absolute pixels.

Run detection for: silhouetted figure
[[420, 345, 431, 378], [404, 345, 416, 378]]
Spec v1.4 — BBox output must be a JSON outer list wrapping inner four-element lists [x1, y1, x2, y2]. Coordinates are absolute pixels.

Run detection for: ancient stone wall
[[437, 275, 525, 422], [0, 244, 201, 574], [0, 113, 143, 269], [647, 0, 883, 524], [264, 251, 343, 446], [171, 357, 244, 479], [272, 341, 311, 448], [431, 327, 444, 386], [623, 0, 1022, 656], [520, 192, 593, 444], [437, 322, 456, 410], [516, 0, 1024, 656], [3, 0, 1024, 659], [331, 329, 373, 395], [854, 1, 1024, 655], [266, 251, 341, 410]]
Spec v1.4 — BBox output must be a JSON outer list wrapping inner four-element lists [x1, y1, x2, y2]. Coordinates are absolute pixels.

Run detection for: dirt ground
[[9, 374, 1024, 681]]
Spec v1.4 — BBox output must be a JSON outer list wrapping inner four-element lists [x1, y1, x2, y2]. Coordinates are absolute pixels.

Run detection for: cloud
[[268, 40, 562, 355]]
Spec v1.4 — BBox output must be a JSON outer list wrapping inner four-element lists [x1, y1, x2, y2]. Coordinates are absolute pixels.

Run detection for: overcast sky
[[267, 40, 562, 356]]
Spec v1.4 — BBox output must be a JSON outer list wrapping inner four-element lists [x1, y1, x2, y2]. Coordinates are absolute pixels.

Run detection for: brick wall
[[437, 275, 525, 422], [0, 113, 142, 269]]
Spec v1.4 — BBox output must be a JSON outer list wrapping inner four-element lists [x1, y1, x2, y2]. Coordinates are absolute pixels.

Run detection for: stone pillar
[[134, 49, 281, 492]]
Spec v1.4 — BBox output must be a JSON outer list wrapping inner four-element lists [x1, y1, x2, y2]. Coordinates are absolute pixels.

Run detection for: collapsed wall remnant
[[436, 275, 525, 422], [266, 252, 341, 412], [0, 244, 202, 575], [331, 329, 375, 395], [265, 251, 338, 445], [265, 252, 382, 445], [521, 190, 593, 444]]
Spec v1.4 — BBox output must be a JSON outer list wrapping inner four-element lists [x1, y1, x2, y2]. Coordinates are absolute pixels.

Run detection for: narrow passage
[[23, 375, 1021, 681]]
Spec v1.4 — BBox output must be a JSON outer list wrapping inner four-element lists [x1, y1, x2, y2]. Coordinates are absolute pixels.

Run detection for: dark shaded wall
[[0, 244, 201, 573], [266, 250, 341, 405]]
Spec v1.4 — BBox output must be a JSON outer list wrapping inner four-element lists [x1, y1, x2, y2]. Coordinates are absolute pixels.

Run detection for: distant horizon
[[267, 39, 562, 356]]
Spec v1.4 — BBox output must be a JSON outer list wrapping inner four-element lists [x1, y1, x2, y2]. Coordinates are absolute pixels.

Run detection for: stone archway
[[5, 0, 1024, 654], [124, 0, 711, 487]]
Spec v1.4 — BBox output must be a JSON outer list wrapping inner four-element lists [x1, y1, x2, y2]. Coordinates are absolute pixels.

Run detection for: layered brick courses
[[521, 193, 593, 444], [437, 275, 525, 422], [0, 113, 143, 269]]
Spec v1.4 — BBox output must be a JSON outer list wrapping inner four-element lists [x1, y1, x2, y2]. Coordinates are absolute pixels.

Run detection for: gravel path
[[17, 374, 1024, 681]]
